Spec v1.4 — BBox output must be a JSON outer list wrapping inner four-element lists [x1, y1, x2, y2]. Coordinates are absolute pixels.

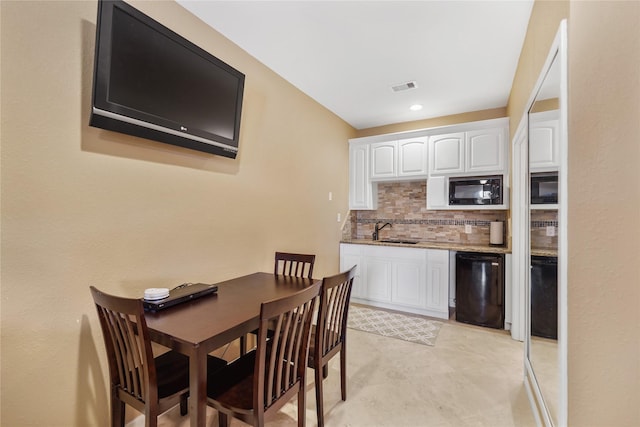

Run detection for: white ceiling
[[177, 1, 534, 130]]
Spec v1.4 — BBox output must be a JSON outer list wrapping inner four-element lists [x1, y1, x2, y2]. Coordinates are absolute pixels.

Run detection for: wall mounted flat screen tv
[[90, 0, 245, 159]]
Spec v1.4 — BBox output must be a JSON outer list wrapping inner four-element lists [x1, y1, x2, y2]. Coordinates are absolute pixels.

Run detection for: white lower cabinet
[[392, 259, 426, 308], [425, 249, 449, 313], [340, 248, 365, 299], [365, 257, 393, 302], [339, 243, 449, 319]]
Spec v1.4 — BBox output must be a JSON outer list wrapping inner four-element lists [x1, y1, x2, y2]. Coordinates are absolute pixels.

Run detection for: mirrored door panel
[[528, 53, 560, 424], [524, 20, 567, 427]]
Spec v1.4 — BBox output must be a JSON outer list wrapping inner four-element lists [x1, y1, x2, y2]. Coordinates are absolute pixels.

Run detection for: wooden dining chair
[[90, 286, 227, 427], [308, 265, 357, 427], [240, 251, 317, 355], [206, 282, 321, 427], [274, 251, 316, 279]]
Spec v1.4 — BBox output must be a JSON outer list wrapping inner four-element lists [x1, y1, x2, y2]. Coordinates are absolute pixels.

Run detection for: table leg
[[189, 350, 207, 427]]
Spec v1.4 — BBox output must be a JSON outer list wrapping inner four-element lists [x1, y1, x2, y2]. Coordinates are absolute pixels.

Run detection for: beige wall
[[509, 0, 640, 424], [355, 107, 506, 138], [506, 0, 568, 140], [567, 1, 640, 425], [0, 1, 354, 425]]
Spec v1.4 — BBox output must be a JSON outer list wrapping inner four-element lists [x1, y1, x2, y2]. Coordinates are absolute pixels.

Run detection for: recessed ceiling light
[[410, 104, 423, 111]]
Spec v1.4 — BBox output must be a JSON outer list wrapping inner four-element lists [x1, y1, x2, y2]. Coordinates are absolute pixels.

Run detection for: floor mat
[[347, 305, 443, 346]]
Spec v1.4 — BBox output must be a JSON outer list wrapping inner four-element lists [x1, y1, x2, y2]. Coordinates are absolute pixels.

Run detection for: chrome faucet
[[372, 221, 392, 241]]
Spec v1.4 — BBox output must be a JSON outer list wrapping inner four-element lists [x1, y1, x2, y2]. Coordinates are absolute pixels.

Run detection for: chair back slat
[[106, 307, 143, 398], [324, 286, 341, 351], [99, 306, 127, 391], [274, 252, 316, 279], [123, 311, 145, 397], [316, 266, 357, 356], [264, 315, 282, 405], [90, 286, 157, 406], [255, 283, 320, 411], [280, 310, 295, 392]]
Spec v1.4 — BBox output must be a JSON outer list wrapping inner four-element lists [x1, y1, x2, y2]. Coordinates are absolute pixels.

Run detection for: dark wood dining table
[[144, 272, 320, 427]]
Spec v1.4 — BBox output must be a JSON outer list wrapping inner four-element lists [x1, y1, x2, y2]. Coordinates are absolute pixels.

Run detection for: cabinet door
[[426, 176, 448, 209], [392, 260, 426, 308], [466, 127, 505, 173], [340, 244, 366, 299], [349, 143, 376, 210], [341, 254, 364, 298], [425, 249, 449, 312], [397, 137, 428, 178], [365, 257, 392, 302], [429, 133, 465, 174], [529, 112, 559, 171], [370, 141, 397, 180]]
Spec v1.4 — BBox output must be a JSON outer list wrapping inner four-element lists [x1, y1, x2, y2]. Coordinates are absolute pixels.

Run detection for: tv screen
[[90, 0, 245, 158]]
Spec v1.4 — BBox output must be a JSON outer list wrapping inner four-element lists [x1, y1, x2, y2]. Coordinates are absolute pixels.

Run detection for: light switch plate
[[546, 226, 556, 237], [465, 224, 472, 234]]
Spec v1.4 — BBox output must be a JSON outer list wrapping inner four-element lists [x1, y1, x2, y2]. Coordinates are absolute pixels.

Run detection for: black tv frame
[[90, 0, 245, 159]]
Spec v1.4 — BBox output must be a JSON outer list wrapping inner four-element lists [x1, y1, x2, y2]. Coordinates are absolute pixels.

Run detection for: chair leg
[[144, 409, 158, 427], [314, 365, 325, 427], [298, 380, 306, 427], [179, 393, 188, 416], [239, 335, 247, 355], [218, 411, 230, 427], [111, 393, 125, 427], [340, 348, 347, 401]]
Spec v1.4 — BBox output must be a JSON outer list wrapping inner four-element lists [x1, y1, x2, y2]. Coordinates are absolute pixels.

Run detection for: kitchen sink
[[379, 239, 419, 245]]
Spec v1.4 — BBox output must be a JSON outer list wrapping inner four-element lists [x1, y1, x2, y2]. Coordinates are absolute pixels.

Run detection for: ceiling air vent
[[391, 81, 418, 92]]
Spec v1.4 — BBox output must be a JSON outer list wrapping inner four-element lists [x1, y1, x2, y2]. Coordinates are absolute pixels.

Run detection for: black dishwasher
[[530, 256, 558, 339], [455, 252, 505, 329]]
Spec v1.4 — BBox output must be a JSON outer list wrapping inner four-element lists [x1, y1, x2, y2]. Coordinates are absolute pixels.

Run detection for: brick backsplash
[[530, 210, 558, 249], [344, 181, 558, 250], [347, 181, 508, 245]]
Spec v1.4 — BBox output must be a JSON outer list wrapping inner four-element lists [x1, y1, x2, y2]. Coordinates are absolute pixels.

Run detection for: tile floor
[[128, 315, 536, 427]]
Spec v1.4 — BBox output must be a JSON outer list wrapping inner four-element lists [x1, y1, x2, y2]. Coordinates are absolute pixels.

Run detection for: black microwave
[[531, 172, 558, 204], [449, 175, 503, 206]]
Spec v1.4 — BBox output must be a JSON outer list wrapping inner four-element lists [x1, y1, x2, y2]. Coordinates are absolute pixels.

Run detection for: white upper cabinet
[[430, 125, 507, 176], [371, 137, 428, 181], [348, 118, 508, 211], [426, 175, 448, 209], [397, 137, 429, 177], [529, 110, 560, 172], [429, 133, 465, 174], [466, 127, 505, 173], [349, 142, 377, 210], [370, 141, 397, 179]]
